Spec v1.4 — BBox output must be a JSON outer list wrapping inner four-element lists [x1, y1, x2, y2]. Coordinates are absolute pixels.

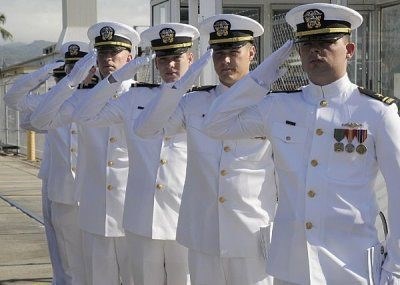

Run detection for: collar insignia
[[68, 44, 80, 56], [303, 9, 324, 29], [213, 20, 231, 37], [159, 28, 176, 44], [100, 26, 115, 41]]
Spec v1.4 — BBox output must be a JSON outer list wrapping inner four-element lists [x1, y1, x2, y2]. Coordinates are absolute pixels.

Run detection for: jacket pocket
[[271, 122, 308, 171], [187, 114, 220, 156], [234, 137, 271, 162]]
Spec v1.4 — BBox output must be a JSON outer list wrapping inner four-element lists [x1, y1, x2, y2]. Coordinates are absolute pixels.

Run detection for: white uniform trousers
[[126, 231, 190, 285], [51, 202, 85, 285], [188, 249, 273, 285], [41, 180, 67, 284], [82, 231, 134, 285]]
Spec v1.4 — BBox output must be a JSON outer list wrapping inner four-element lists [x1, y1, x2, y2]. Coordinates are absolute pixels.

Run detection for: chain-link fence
[[135, 46, 159, 84]]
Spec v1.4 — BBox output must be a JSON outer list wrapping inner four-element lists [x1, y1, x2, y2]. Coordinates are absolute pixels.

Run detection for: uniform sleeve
[[75, 92, 128, 127], [15, 95, 48, 133], [4, 62, 61, 110], [133, 84, 187, 138], [203, 75, 272, 139], [29, 79, 77, 130], [73, 78, 126, 126], [22, 94, 45, 112], [375, 104, 400, 275], [4, 75, 44, 111]]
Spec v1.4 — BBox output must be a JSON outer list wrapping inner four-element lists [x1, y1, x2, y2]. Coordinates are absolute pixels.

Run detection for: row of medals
[[333, 128, 367, 155]]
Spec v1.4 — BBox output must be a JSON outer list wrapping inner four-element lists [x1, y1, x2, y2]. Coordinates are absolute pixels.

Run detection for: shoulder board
[[78, 75, 99, 89], [268, 89, 302, 94], [131, 82, 160, 88], [189, 85, 217, 92], [358, 87, 398, 105]]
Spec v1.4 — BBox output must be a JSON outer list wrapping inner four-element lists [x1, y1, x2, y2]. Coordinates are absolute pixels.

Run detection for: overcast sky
[[0, 0, 150, 45]]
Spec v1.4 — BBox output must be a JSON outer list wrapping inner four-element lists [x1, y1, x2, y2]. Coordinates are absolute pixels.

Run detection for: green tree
[[0, 13, 13, 41]]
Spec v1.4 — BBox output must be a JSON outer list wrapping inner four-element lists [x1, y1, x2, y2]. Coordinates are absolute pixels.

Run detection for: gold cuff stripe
[[151, 42, 193, 51], [296, 28, 351, 37], [94, 41, 132, 49], [209, 36, 254, 45]]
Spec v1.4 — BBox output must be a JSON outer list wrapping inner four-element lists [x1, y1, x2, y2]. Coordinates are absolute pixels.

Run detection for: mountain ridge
[[0, 40, 56, 67]]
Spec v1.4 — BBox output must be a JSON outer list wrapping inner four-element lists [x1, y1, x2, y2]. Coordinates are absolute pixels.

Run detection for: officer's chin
[[100, 68, 114, 78], [163, 73, 179, 83]]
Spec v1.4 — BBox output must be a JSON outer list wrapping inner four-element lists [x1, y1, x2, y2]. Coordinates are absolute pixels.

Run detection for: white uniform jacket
[[203, 75, 400, 284], [38, 136, 51, 180], [4, 73, 50, 179], [4, 77, 78, 205], [4, 73, 50, 134], [134, 83, 278, 258], [74, 80, 187, 240], [46, 123, 78, 205], [30, 79, 130, 237]]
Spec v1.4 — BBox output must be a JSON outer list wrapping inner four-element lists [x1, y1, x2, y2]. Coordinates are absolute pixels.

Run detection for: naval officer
[[72, 22, 201, 285], [204, 3, 400, 285], [134, 14, 278, 285], [30, 22, 141, 285]]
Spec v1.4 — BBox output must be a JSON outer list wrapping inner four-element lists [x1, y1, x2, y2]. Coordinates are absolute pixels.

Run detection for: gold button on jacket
[[305, 222, 313, 230], [223, 146, 231, 152], [319, 100, 328, 107]]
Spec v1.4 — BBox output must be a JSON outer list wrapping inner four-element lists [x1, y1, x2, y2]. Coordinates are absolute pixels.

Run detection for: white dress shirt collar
[[302, 74, 354, 105]]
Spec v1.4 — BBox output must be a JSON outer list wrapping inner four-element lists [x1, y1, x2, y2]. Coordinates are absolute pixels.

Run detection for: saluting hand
[[172, 48, 213, 91], [250, 40, 293, 88], [67, 50, 97, 87], [108, 53, 155, 83], [25, 60, 65, 87]]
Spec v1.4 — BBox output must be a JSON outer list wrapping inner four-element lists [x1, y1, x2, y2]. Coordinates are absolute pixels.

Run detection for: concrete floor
[[0, 155, 51, 284]]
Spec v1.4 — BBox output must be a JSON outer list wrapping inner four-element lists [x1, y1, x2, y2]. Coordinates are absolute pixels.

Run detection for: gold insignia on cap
[[159, 28, 176, 44], [100, 26, 115, 41], [303, 9, 324, 29], [213, 20, 231, 37], [68, 44, 80, 56]]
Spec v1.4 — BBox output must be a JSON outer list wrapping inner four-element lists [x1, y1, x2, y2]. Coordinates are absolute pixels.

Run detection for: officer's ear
[[345, 42, 355, 60], [248, 43, 256, 61], [187, 52, 194, 64], [126, 52, 133, 63]]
